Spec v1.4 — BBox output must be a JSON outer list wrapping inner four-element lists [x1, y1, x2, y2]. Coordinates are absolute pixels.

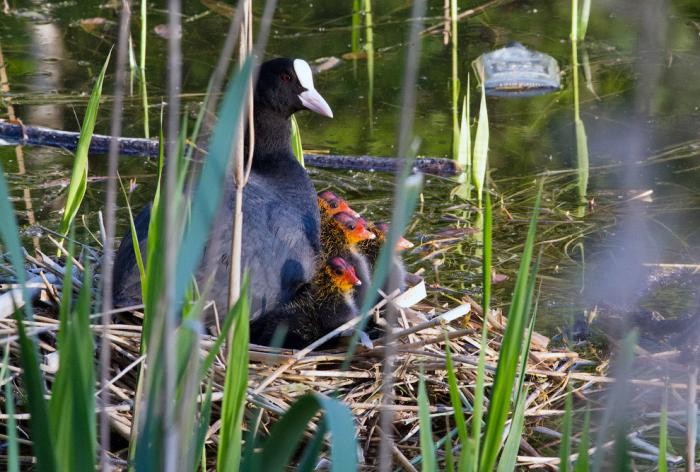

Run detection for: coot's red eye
[[334, 268, 344, 276], [348, 223, 356, 230], [329, 201, 338, 209], [280, 72, 292, 82]]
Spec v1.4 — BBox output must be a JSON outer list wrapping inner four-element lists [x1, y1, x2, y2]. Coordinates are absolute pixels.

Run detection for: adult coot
[[112, 58, 333, 318], [250, 256, 361, 348]]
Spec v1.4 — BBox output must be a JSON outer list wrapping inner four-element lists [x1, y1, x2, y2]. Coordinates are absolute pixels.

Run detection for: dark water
[[1, 0, 700, 338]]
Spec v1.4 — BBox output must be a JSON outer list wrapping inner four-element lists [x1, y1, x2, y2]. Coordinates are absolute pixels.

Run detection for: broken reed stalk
[[100, 0, 131, 468]]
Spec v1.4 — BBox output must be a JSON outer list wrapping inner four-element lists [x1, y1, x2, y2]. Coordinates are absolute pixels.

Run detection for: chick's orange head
[[326, 256, 361, 292], [332, 212, 376, 245], [318, 190, 361, 217], [374, 222, 414, 251]]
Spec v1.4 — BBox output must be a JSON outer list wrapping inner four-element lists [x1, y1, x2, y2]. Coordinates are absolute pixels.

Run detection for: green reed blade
[[450, 0, 460, 160], [217, 278, 250, 471], [296, 422, 327, 472], [14, 310, 57, 472], [174, 57, 254, 310], [559, 386, 574, 472], [351, 0, 361, 75], [140, 0, 150, 138], [58, 50, 111, 239], [574, 405, 591, 472], [418, 371, 438, 472], [496, 385, 527, 472], [472, 80, 489, 205], [258, 393, 357, 472], [291, 114, 304, 167], [363, 0, 374, 125], [658, 384, 669, 472], [479, 183, 541, 471], [0, 163, 29, 318], [195, 380, 214, 471], [578, 0, 591, 41], [445, 341, 468, 450], [1, 345, 19, 472]]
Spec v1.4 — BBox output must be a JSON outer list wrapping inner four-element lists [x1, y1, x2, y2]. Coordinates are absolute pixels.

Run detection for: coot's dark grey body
[[112, 58, 332, 318]]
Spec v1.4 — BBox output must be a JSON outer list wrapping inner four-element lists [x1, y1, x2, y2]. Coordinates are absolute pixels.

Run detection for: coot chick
[[250, 256, 361, 348], [112, 58, 333, 318], [354, 222, 413, 305], [317, 190, 361, 218]]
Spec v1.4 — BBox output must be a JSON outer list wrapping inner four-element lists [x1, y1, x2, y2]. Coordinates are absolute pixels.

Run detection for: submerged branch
[[0, 120, 459, 176]]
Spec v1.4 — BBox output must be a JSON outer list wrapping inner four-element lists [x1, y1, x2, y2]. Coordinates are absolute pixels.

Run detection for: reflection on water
[[0, 0, 699, 341]]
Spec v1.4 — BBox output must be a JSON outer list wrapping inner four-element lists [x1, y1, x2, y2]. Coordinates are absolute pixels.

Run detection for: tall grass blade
[[578, 0, 591, 41], [58, 51, 111, 238], [14, 311, 57, 471], [591, 330, 637, 472], [574, 406, 591, 472], [258, 393, 357, 471], [140, 0, 150, 138], [351, 0, 361, 75], [344, 172, 423, 364], [559, 387, 574, 472], [575, 119, 589, 203], [1, 346, 19, 472], [444, 417, 455, 472], [1, 162, 55, 469], [450, 0, 460, 160], [472, 81, 489, 205], [496, 386, 527, 471], [468, 190, 492, 472], [497, 288, 538, 472], [290, 114, 304, 167], [478, 183, 541, 471], [658, 385, 668, 472], [0, 162, 29, 317], [175, 57, 254, 310], [217, 278, 250, 471], [296, 423, 327, 472], [195, 380, 214, 471], [418, 371, 437, 472], [363, 0, 374, 125], [444, 340, 469, 469]]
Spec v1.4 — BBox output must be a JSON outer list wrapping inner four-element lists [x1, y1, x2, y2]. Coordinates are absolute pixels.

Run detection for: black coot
[[112, 58, 333, 318]]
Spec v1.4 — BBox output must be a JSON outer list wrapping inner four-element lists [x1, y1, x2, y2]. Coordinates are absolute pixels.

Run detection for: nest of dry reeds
[[1, 243, 603, 470]]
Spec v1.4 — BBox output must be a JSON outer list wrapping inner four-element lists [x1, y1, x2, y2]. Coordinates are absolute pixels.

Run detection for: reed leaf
[[658, 384, 669, 472], [478, 183, 541, 471], [14, 310, 57, 471], [0, 163, 29, 316], [351, 0, 361, 75], [296, 422, 327, 472], [575, 118, 589, 202], [1, 346, 19, 472], [418, 370, 437, 472], [450, 0, 460, 160], [195, 380, 214, 471], [140, 0, 150, 138], [559, 387, 574, 472], [574, 406, 591, 472], [258, 393, 357, 472], [290, 114, 304, 167], [496, 386, 527, 472], [58, 51, 111, 238], [444, 340, 468, 468], [174, 57, 254, 309], [363, 0, 374, 123], [217, 278, 250, 471], [472, 81, 489, 205], [578, 0, 591, 41], [467, 190, 492, 472]]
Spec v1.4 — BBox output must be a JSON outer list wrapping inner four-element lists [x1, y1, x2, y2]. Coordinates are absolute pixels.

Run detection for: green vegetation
[[1, 0, 698, 471]]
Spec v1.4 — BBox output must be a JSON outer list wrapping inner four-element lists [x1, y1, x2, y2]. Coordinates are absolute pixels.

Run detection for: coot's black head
[[256, 58, 333, 119]]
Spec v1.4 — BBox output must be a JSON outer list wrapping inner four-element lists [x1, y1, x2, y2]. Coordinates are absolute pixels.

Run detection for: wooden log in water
[[0, 120, 460, 176]]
